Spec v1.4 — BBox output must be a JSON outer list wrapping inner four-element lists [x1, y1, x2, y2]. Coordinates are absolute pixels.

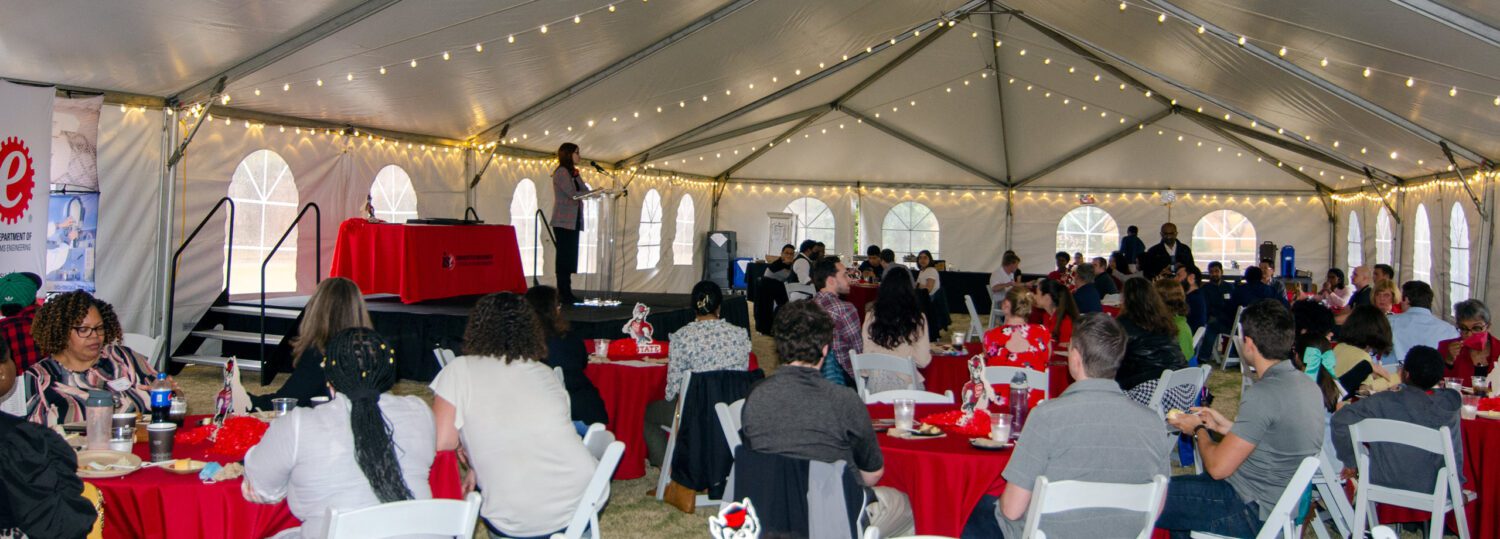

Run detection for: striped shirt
[[26, 344, 157, 427]]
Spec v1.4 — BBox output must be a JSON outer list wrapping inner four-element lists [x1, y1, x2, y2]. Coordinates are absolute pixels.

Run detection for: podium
[[575, 187, 625, 306]]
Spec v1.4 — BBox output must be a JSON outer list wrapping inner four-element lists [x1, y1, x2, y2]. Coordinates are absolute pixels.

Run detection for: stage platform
[[254, 290, 749, 382]]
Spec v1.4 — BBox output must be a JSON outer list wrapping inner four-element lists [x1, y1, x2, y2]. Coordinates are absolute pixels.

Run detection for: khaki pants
[[867, 486, 915, 537]]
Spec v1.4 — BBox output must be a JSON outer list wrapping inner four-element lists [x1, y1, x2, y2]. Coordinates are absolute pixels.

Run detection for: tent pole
[[1138, 0, 1492, 166], [1184, 110, 1394, 182], [154, 105, 178, 357], [651, 105, 832, 161], [987, 2, 1014, 185], [1186, 115, 1338, 221], [836, 106, 1006, 186], [1005, 189, 1014, 252], [1012, 108, 1175, 188], [1480, 177, 1495, 304], [1001, 5, 1404, 186], [1386, 0, 1500, 51]]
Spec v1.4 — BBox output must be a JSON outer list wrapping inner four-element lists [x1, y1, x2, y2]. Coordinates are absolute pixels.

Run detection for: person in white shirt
[[990, 251, 1022, 304], [431, 293, 596, 538], [1389, 281, 1458, 364], [244, 328, 436, 539], [791, 240, 818, 286]]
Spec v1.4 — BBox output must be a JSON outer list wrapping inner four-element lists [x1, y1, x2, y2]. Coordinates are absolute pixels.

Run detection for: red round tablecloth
[[585, 362, 668, 480], [848, 283, 879, 324], [869, 404, 1009, 537], [1375, 416, 1497, 536], [920, 342, 984, 398], [92, 417, 460, 539]]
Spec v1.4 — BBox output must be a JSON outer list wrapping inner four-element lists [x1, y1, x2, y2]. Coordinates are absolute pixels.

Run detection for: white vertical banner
[[0, 81, 54, 275]]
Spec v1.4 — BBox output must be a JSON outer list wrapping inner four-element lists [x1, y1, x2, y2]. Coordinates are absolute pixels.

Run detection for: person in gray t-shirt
[[1158, 299, 1324, 537], [961, 314, 1170, 538]]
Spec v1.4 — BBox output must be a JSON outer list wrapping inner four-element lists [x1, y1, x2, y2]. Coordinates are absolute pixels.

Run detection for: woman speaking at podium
[[552, 143, 587, 305]]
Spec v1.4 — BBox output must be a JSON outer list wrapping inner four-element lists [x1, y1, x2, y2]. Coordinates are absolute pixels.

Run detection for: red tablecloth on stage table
[[1375, 416, 1496, 536], [921, 342, 984, 398], [869, 404, 1009, 537], [585, 361, 668, 480], [330, 219, 527, 303], [848, 284, 879, 323], [93, 417, 460, 539]]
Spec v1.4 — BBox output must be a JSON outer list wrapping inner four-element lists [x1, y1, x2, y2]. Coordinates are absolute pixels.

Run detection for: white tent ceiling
[[3, 0, 1495, 192]]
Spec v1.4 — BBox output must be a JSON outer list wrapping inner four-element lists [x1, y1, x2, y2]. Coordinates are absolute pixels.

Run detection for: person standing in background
[[1119, 225, 1146, 269], [551, 143, 588, 305]]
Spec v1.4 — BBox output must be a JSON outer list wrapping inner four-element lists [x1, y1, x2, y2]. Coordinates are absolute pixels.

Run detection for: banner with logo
[[50, 94, 101, 190], [0, 81, 53, 277], [45, 191, 97, 293]]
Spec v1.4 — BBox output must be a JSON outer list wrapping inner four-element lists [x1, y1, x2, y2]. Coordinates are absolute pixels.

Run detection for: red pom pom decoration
[[919, 409, 996, 438], [172, 416, 270, 461]]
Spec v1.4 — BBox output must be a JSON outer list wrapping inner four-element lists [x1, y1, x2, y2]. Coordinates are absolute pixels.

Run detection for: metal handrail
[[533, 209, 556, 286], [260, 202, 321, 362], [165, 197, 235, 369], [464, 207, 481, 222]]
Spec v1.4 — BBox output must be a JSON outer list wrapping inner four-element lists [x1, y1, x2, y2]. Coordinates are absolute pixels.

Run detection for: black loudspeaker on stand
[[704, 231, 736, 290]]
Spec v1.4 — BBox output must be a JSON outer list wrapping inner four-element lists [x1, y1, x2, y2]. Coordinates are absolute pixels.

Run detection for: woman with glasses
[[24, 291, 170, 426], [1442, 299, 1497, 384]]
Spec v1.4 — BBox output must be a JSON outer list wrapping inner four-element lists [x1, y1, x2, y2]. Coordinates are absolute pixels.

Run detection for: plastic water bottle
[[150, 373, 172, 424], [1009, 372, 1030, 435]]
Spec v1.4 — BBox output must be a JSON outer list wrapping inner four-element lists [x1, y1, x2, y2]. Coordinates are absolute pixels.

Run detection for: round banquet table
[[869, 404, 1010, 537], [848, 283, 879, 324], [90, 416, 460, 539], [1375, 415, 1498, 536], [920, 342, 984, 398]]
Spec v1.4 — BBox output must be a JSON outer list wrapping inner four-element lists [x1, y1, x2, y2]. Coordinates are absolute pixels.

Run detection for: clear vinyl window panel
[[1375, 207, 1393, 266], [1191, 210, 1257, 271], [370, 165, 418, 223], [672, 194, 695, 266], [784, 197, 836, 254], [637, 189, 663, 270], [511, 179, 541, 277], [881, 201, 939, 262], [1347, 211, 1363, 270], [225, 149, 298, 295], [1056, 206, 1119, 261], [1413, 204, 1432, 283], [1449, 202, 1470, 307]]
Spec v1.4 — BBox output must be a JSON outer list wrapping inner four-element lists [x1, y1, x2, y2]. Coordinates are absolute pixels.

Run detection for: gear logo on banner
[[0, 137, 36, 225]]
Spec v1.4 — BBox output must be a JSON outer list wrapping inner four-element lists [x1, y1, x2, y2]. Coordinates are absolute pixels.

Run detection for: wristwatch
[[1193, 424, 1210, 437]]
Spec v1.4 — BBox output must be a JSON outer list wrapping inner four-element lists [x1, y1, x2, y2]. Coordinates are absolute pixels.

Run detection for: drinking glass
[[991, 413, 1013, 442], [1462, 395, 1480, 420], [1446, 377, 1464, 391], [893, 398, 916, 431], [1473, 377, 1489, 396], [271, 398, 297, 416], [951, 332, 965, 346], [594, 339, 611, 357]]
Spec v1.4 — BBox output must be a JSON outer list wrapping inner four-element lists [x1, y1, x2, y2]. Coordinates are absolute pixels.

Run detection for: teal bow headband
[[1302, 347, 1336, 380]]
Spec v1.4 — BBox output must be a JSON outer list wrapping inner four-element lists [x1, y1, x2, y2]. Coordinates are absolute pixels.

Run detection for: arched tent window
[[577, 199, 600, 274], [1347, 211, 1363, 270], [1056, 207, 1118, 261], [510, 179, 541, 276], [784, 197, 836, 253], [1191, 210, 1257, 270], [1450, 202, 1470, 306], [672, 195, 695, 266], [1413, 204, 1432, 283], [226, 149, 298, 294], [637, 189, 663, 269], [369, 165, 418, 223], [881, 201, 940, 262], [1375, 207, 1393, 265]]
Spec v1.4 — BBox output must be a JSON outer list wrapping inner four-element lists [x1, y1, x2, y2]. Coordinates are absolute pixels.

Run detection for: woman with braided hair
[[431, 292, 595, 538], [243, 328, 435, 539]]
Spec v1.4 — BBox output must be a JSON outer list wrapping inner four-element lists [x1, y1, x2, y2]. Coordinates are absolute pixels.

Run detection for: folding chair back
[[432, 347, 455, 369], [865, 389, 954, 405], [983, 366, 1049, 399], [964, 295, 984, 341], [556, 441, 625, 539], [325, 492, 482, 539], [850, 352, 919, 399], [1022, 475, 1169, 539], [1147, 366, 1212, 419], [1349, 419, 1470, 539]]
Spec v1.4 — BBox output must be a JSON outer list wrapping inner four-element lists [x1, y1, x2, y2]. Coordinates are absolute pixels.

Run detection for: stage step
[[211, 305, 302, 319], [190, 329, 283, 345], [172, 355, 262, 372]]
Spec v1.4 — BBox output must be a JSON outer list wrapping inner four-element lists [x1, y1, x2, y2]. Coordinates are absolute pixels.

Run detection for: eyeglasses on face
[[1461, 322, 1489, 334], [71, 325, 106, 338]]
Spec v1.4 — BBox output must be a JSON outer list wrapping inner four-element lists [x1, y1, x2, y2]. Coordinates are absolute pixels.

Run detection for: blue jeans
[[1156, 474, 1262, 538], [573, 420, 589, 437], [960, 495, 1006, 538]]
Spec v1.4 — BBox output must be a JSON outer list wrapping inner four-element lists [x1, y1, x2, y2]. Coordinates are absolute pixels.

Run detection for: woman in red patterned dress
[[983, 286, 1051, 372]]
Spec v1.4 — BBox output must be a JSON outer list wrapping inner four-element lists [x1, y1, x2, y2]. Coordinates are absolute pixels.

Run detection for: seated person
[[1160, 300, 1324, 537], [1333, 305, 1399, 392], [989, 252, 1022, 305], [251, 277, 371, 410], [753, 244, 798, 336], [963, 314, 1170, 538], [1330, 345, 1463, 494], [1389, 281, 1457, 367], [742, 300, 914, 536], [1114, 278, 1187, 411], [1072, 264, 1103, 314], [431, 293, 596, 538], [0, 272, 43, 371], [244, 328, 436, 539], [644, 281, 750, 467], [1441, 299, 1497, 383], [1045, 252, 1071, 284], [1090, 257, 1118, 296], [858, 244, 884, 282], [860, 267, 930, 393], [1230, 266, 1288, 315], [0, 338, 97, 538], [879, 249, 900, 281], [1154, 277, 1194, 361], [525, 286, 608, 430], [984, 286, 1051, 371], [1371, 279, 1401, 315], [25, 291, 167, 427]]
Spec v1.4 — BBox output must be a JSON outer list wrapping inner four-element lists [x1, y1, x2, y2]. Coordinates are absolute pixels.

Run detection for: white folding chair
[[1309, 443, 1357, 539], [654, 372, 725, 509], [0, 372, 29, 416], [963, 295, 984, 341], [432, 347, 456, 369], [1370, 525, 1399, 539], [123, 332, 161, 367], [1021, 475, 1169, 539], [1191, 457, 1320, 539], [550, 440, 625, 539], [989, 299, 1004, 331], [1221, 306, 1245, 370], [1349, 419, 1472, 539], [1147, 365, 1212, 420], [713, 399, 746, 512], [1189, 326, 1206, 361], [325, 491, 481, 539], [850, 352, 919, 400], [581, 423, 610, 459], [865, 389, 954, 405], [785, 282, 816, 302], [553, 366, 565, 386], [983, 366, 1049, 399]]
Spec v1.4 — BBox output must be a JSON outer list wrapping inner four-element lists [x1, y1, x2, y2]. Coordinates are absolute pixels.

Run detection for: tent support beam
[[1181, 110, 1394, 182], [988, 2, 1014, 183], [716, 112, 830, 179], [473, 0, 760, 143], [169, 0, 405, 106], [1138, 0, 1493, 166], [1188, 115, 1336, 221], [1387, 0, 1500, 49], [652, 104, 832, 161], [835, 105, 1007, 186], [1005, 8, 1173, 109], [1012, 107, 1174, 188], [1364, 170, 1402, 225], [618, 0, 988, 169], [1441, 141, 1490, 220], [1003, 3, 1403, 186]]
